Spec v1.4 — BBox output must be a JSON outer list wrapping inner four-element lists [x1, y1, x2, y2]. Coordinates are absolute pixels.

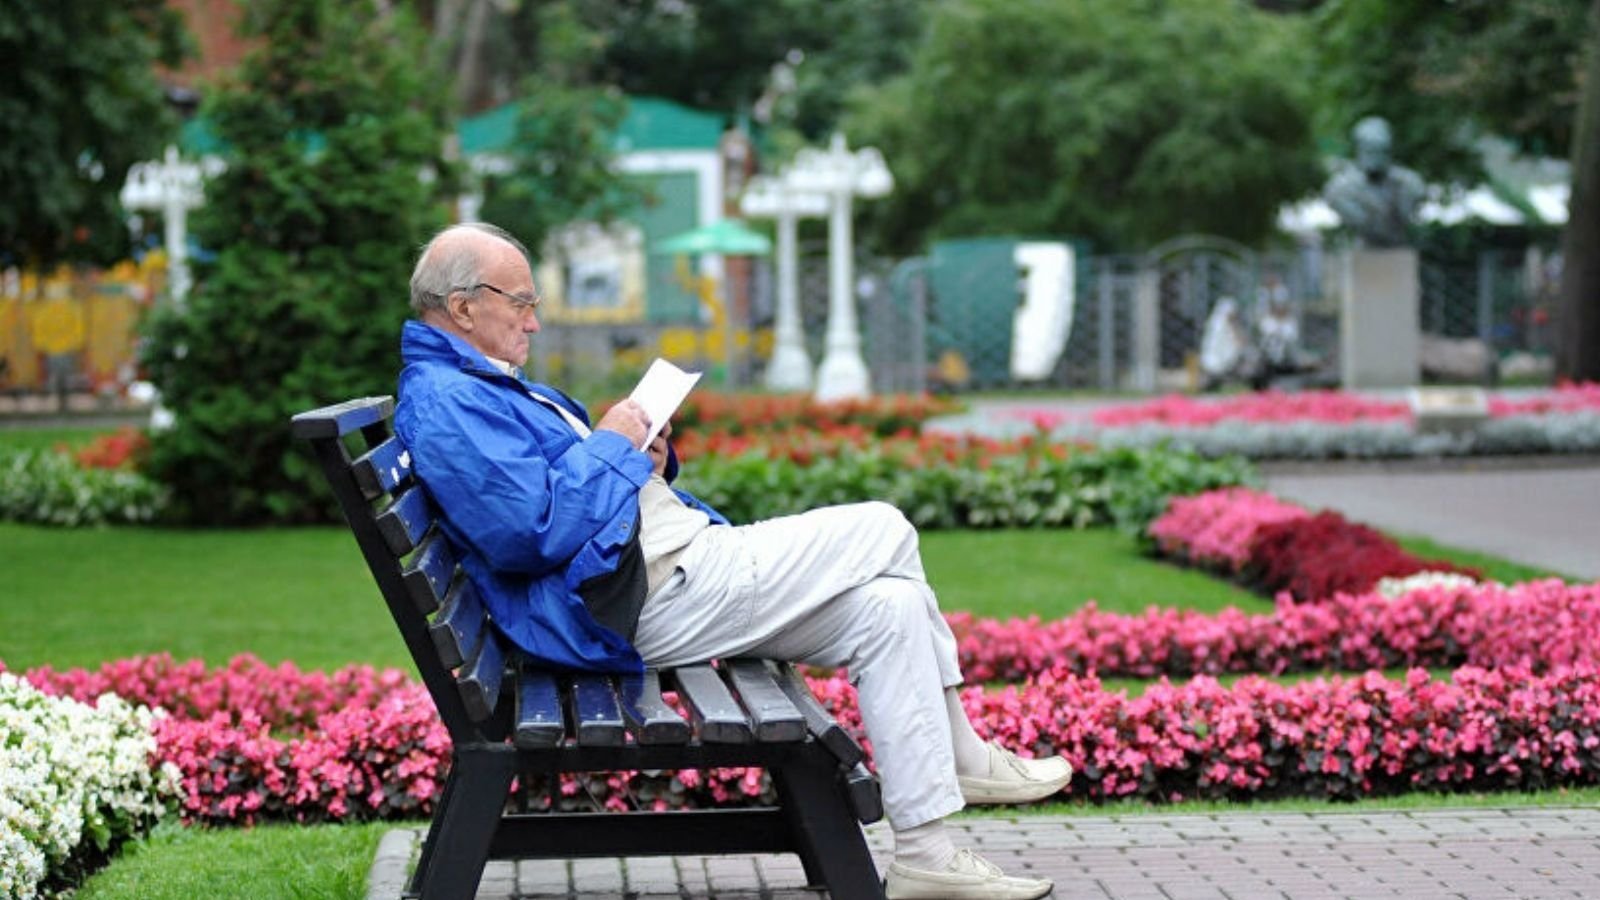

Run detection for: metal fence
[[522, 235, 1557, 396]]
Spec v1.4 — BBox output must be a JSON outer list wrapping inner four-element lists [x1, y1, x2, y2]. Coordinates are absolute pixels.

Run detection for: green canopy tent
[[652, 219, 771, 386], [652, 218, 773, 256]]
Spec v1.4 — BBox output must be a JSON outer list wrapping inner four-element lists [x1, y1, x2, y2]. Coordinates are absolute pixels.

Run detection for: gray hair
[[409, 222, 532, 316]]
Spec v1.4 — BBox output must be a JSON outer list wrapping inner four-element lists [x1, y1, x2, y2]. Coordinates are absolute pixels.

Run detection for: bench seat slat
[[570, 676, 626, 746], [673, 665, 752, 744], [428, 576, 485, 670], [775, 664, 865, 767], [515, 670, 565, 748], [376, 486, 433, 557], [459, 629, 507, 722], [401, 531, 456, 616], [618, 671, 691, 745], [353, 435, 414, 499], [726, 659, 806, 743]]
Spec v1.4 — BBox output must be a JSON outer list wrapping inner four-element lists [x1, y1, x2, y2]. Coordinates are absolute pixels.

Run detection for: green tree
[[1559, 1, 1600, 382], [1314, 0, 1589, 182], [587, 0, 829, 113], [140, 0, 456, 524], [759, 0, 928, 143], [477, 3, 646, 258], [0, 1, 189, 266], [844, 0, 1324, 254], [1314, 0, 1599, 380]]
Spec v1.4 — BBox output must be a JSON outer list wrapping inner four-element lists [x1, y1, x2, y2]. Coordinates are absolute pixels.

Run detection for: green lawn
[[77, 820, 396, 900], [921, 527, 1265, 620], [0, 523, 405, 673], [0, 424, 111, 452]]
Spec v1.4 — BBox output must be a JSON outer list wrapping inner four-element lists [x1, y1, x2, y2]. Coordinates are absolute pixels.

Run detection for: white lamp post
[[784, 133, 892, 401], [740, 174, 828, 392], [120, 145, 208, 307]]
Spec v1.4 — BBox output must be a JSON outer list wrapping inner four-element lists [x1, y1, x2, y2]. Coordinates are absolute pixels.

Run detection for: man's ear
[[447, 291, 474, 331]]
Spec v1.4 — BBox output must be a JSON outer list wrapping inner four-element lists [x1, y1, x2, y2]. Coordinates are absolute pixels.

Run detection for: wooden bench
[[291, 396, 885, 900]]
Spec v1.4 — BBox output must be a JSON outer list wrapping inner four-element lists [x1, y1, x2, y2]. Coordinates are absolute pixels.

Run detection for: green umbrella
[[652, 218, 772, 256]]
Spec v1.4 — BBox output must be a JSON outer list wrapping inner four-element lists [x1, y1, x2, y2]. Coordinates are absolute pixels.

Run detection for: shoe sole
[[958, 771, 1073, 805]]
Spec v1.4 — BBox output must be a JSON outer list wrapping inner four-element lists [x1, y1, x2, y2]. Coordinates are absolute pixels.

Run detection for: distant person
[[1323, 116, 1426, 248], [1199, 298, 1254, 390], [1253, 294, 1305, 390], [395, 222, 1072, 900]]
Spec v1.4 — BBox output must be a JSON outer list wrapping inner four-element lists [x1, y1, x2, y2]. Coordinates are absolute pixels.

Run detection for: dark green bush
[[139, 0, 455, 524], [677, 445, 1254, 532]]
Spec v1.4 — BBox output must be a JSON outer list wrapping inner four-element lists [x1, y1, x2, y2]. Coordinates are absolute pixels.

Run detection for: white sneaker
[[884, 848, 1053, 899], [958, 743, 1073, 805]]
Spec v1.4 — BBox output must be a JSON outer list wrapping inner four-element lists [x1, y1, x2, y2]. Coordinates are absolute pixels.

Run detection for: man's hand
[[645, 421, 672, 475], [595, 399, 651, 449]]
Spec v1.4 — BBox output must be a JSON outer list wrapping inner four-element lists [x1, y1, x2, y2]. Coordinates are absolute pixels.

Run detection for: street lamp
[[120, 145, 209, 307], [740, 174, 828, 391], [784, 133, 892, 401]]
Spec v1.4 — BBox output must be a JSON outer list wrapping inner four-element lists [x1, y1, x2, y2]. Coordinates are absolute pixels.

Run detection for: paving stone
[[621, 857, 681, 895]]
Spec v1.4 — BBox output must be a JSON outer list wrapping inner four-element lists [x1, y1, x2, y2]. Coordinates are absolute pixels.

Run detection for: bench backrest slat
[[376, 485, 434, 557], [459, 626, 508, 722], [571, 675, 627, 746], [514, 670, 566, 748], [673, 664, 753, 744], [429, 575, 487, 670], [352, 435, 414, 499], [726, 660, 807, 743], [618, 670, 692, 745], [401, 530, 457, 616]]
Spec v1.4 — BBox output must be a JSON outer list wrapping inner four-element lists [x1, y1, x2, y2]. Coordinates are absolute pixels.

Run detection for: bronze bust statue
[[1323, 117, 1425, 248]]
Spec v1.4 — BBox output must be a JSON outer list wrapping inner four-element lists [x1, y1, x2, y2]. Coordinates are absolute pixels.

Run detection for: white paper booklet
[[628, 358, 701, 449]]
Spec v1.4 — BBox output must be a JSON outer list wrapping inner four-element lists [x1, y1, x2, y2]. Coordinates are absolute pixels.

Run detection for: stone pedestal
[[1340, 247, 1420, 389]]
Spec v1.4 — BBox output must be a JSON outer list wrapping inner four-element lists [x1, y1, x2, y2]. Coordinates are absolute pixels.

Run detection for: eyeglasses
[[462, 282, 542, 310]]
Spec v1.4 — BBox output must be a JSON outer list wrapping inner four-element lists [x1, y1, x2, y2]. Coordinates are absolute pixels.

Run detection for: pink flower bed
[[1089, 391, 1411, 428], [1147, 486, 1476, 601], [1489, 382, 1600, 416], [9, 599, 1600, 821], [1007, 383, 1600, 431], [1147, 487, 1308, 571], [968, 664, 1600, 801], [950, 579, 1600, 682]]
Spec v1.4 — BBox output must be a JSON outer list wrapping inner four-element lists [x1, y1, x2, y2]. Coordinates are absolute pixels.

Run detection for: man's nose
[[524, 310, 541, 333]]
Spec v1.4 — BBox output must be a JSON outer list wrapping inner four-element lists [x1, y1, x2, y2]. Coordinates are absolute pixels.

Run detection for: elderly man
[[395, 223, 1071, 900]]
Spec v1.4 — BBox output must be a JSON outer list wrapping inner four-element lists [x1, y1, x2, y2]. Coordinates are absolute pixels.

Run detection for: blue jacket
[[395, 320, 726, 673]]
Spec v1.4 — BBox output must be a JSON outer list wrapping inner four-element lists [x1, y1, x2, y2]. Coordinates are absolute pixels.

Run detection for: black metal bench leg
[[409, 745, 519, 900], [770, 749, 885, 899], [407, 761, 462, 898]]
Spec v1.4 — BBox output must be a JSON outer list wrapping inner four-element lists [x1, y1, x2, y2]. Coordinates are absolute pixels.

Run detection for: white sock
[[946, 687, 992, 776], [894, 819, 958, 871]]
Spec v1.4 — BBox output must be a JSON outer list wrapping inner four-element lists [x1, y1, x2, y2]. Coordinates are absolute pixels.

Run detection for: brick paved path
[[368, 806, 1600, 899]]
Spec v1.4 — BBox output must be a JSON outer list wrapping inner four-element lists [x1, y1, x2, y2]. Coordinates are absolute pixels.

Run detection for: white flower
[[1374, 570, 1482, 600], [0, 674, 177, 899]]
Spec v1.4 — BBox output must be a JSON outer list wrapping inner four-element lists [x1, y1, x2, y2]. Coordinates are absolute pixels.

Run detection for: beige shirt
[[639, 474, 711, 596]]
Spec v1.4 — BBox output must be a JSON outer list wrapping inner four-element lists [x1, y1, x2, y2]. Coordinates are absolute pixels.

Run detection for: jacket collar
[[402, 319, 510, 379]]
